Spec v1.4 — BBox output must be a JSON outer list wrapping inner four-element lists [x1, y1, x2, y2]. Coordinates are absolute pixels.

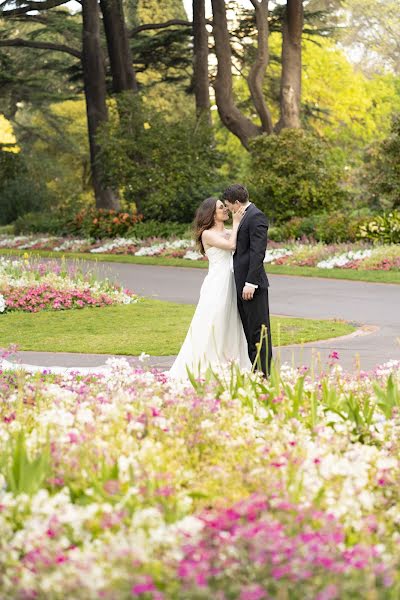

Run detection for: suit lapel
[[237, 203, 255, 235]]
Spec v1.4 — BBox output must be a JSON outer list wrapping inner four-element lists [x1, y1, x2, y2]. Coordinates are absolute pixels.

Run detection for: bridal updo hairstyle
[[193, 196, 218, 255]]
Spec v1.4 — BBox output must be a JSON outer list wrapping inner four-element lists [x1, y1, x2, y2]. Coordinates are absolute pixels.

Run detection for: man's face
[[224, 199, 240, 214]]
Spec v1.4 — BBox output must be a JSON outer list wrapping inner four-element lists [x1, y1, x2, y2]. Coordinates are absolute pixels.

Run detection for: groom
[[222, 184, 272, 376]]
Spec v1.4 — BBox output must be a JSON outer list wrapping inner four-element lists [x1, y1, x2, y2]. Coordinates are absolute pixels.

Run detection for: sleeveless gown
[[169, 246, 251, 380]]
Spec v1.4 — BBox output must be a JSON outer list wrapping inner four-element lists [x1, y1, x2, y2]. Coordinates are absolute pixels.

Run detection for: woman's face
[[215, 200, 229, 222]]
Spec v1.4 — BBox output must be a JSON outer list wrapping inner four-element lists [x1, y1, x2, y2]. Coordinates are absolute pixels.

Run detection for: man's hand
[[242, 285, 255, 301]]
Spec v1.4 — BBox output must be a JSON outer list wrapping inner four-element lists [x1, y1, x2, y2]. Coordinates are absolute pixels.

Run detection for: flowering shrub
[[0, 358, 400, 597], [358, 211, 400, 244], [0, 257, 137, 313], [68, 207, 143, 238]]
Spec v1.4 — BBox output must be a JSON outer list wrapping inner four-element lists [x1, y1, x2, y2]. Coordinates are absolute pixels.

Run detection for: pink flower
[[239, 584, 267, 600], [131, 576, 156, 595]]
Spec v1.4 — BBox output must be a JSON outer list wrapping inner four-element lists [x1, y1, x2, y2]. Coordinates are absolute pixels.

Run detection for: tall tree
[[247, 0, 273, 134], [211, 0, 260, 149], [192, 0, 210, 122], [276, 0, 304, 130], [81, 0, 119, 208], [99, 0, 138, 93], [210, 0, 305, 147]]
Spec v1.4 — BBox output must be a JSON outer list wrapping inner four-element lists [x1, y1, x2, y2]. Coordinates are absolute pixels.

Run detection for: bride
[[169, 197, 251, 380]]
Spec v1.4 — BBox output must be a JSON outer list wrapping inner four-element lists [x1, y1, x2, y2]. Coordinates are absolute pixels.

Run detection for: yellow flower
[[23, 252, 29, 260]]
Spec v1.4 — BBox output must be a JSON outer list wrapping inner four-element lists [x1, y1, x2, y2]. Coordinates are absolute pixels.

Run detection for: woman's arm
[[202, 208, 244, 251]]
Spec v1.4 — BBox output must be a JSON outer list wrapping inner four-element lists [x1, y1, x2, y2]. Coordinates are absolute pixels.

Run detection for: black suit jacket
[[233, 203, 269, 292]]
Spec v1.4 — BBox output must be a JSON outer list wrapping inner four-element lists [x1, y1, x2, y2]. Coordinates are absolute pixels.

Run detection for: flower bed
[[0, 257, 137, 313], [0, 358, 400, 598], [0, 235, 399, 270]]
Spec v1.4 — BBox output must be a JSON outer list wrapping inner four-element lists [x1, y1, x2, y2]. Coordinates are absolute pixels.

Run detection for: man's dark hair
[[222, 183, 249, 204]]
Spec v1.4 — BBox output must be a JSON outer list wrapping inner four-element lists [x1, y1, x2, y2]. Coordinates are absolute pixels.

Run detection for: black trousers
[[237, 288, 272, 376]]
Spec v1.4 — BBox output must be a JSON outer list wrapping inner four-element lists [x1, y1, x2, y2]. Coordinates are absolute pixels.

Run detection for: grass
[[0, 249, 399, 284], [0, 299, 355, 355]]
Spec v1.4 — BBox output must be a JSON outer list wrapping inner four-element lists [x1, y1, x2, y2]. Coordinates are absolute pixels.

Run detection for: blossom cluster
[[0, 257, 137, 313], [0, 357, 400, 598], [1, 235, 399, 270]]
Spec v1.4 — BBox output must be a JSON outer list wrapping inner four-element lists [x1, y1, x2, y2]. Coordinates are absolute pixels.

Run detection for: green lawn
[[0, 299, 355, 355], [1, 248, 399, 284]]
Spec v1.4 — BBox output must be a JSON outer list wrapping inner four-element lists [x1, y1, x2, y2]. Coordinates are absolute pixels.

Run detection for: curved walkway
[[4, 262, 400, 372]]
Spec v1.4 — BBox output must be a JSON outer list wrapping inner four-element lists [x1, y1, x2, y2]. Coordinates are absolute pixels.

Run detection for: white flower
[[54, 239, 91, 252], [138, 352, 150, 362], [263, 248, 293, 263], [90, 238, 138, 253], [317, 249, 372, 269], [183, 250, 203, 260], [0, 294, 6, 313], [175, 515, 204, 536]]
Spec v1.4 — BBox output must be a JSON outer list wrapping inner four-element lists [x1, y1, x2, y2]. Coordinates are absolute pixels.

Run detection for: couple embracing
[[169, 184, 272, 380]]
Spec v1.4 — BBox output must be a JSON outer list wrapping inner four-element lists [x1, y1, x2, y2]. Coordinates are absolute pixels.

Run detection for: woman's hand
[[232, 206, 246, 226]]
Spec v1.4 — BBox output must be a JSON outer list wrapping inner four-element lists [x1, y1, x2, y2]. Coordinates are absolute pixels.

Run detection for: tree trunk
[[81, 0, 119, 209], [211, 0, 260, 149], [276, 0, 303, 131], [192, 0, 210, 123], [99, 0, 138, 93], [247, 0, 273, 134]]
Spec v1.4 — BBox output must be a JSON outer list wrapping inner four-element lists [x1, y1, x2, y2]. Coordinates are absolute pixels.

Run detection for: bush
[[363, 114, 400, 210], [125, 220, 191, 239], [0, 151, 52, 225], [98, 94, 224, 223], [14, 209, 192, 240], [14, 212, 70, 235], [313, 211, 371, 243], [358, 211, 400, 244], [67, 208, 142, 238], [0, 224, 14, 235], [247, 129, 348, 223], [271, 210, 372, 243]]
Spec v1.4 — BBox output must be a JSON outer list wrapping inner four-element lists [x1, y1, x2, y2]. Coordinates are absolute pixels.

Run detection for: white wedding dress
[[169, 246, 251, 380]]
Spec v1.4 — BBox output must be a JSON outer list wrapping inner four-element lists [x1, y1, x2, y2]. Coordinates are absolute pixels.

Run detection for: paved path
[[5, 261, 399, 373]]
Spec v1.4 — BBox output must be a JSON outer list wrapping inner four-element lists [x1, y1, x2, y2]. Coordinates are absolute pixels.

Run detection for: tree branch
[[130, 19, 192, 37], [0, 0, 67, 16], [211, 0, 260, 149], [247, 0, 273, 133], [0, 38, 82, 59]]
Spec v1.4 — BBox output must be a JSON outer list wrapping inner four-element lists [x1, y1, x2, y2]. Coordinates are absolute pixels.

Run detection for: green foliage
[[1, 430, 51, 495], [98, 94, 224, 223], [136, 0, 187, 23], [300, 37, 400, 161], [373, 374, 400, 419], [68, 208, 142, 238], [126, 220, 191, 239], [21, 99, 93, 211], [363, 114, 400, 210], [14, 211, 69, 235], [0, 150, 51, 225], [13, 209, 192, 239], [0, 148, 20, 181], [0, 12, 81, 118], [358, 211, 400, 244], [247, 129, 348, 223], [0, 224, 14, 234], [271, 210, 372, 243]]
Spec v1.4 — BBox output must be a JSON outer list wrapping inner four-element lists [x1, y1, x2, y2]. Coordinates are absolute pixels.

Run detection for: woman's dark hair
[[222, 183, 249, 204], [193, 197, 218, 255]]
